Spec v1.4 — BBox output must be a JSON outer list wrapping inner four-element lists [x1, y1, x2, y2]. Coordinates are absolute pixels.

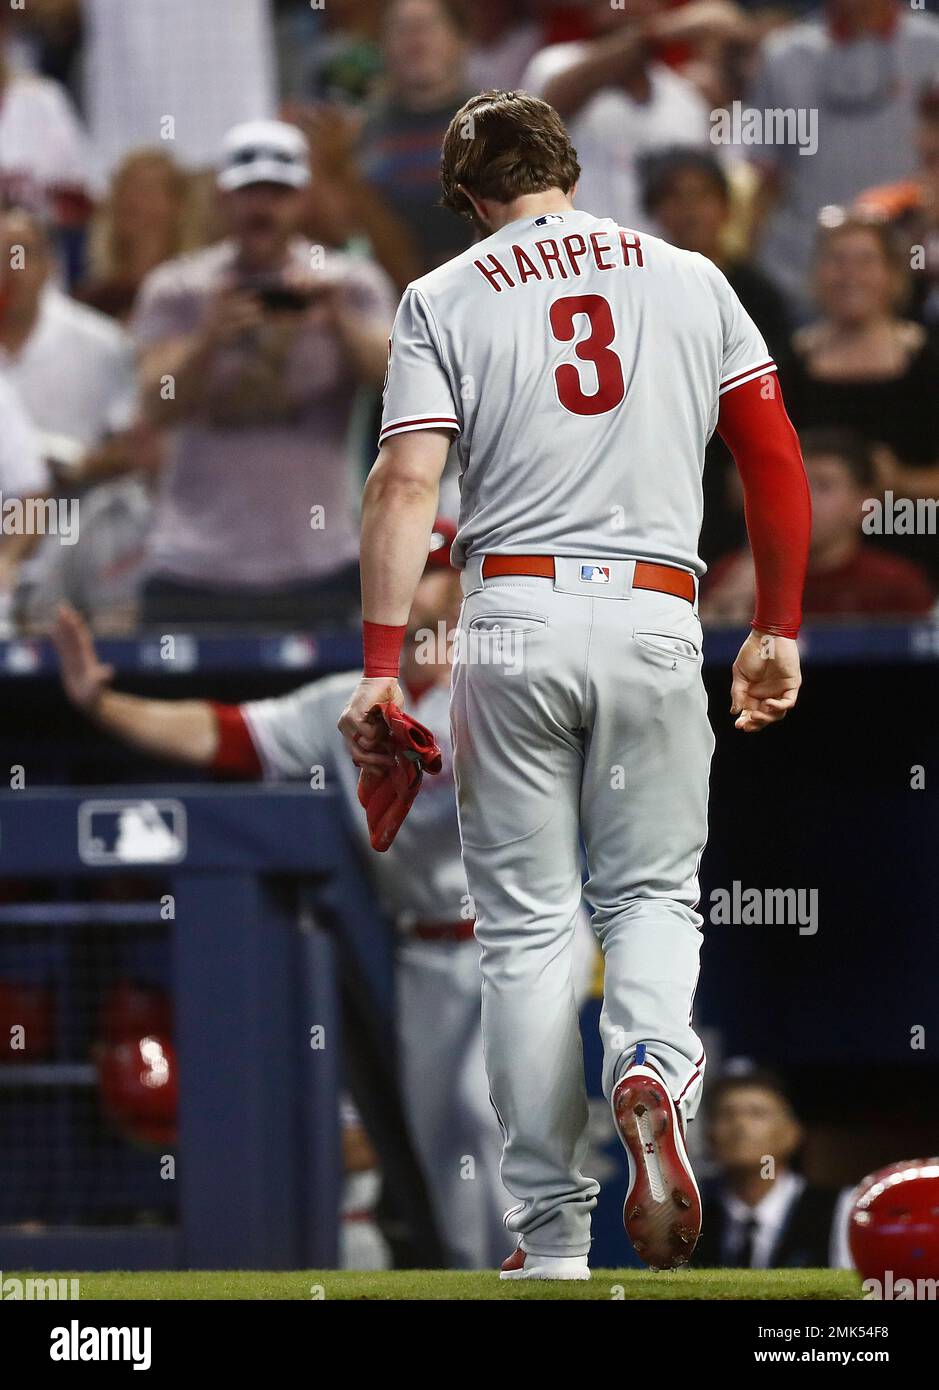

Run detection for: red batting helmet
[[97, 1034, 178, 1147], [849, 1158, 939, 1284]]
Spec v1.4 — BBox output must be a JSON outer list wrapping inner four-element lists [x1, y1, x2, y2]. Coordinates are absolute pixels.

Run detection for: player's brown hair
[[440, 90, 581, 222]]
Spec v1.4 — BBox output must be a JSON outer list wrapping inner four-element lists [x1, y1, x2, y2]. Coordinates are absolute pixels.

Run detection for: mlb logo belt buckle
[[580, 564, 611, 584], [554, 557, 635, 599]]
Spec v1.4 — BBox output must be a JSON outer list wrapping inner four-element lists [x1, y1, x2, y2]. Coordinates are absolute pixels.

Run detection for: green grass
[[20, 1268, 862, 1301]]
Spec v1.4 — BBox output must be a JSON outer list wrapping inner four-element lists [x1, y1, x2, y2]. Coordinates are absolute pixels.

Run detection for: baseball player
[[338, 90, 810, 1279], [52, 523, 540, 1269]]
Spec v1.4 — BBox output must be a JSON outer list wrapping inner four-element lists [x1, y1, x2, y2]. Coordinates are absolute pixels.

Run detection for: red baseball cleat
[[612, 1048, 701, 1271], [499, 1247, 590, 1281]]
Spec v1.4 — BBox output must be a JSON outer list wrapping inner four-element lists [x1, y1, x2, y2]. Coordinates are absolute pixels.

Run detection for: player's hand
[[730, 630, 801, 733], [337, 677, 404, 769], [52, 603, 115, 714]]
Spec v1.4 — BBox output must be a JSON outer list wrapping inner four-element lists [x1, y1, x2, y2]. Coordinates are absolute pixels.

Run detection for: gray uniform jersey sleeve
[[379, 287, 461, 446], [240, 671, 359, 782], [703, 258, 776, 395]]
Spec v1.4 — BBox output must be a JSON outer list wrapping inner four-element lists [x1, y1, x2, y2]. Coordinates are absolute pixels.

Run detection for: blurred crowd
[[0, 0, 938, 634]]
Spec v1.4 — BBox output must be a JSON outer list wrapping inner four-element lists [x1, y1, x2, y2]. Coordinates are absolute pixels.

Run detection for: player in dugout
[[52, 518, 595, 1270]]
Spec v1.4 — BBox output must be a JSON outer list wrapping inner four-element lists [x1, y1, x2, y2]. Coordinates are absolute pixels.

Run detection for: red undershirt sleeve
[[716, 374, 811, 640], [209, 702, 263, 778]]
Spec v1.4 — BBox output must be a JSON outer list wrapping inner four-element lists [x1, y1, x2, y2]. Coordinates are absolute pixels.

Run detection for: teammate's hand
[[52, 603, 115, 714], [730, 630, 801, 733], [337, 677, 404, 768]]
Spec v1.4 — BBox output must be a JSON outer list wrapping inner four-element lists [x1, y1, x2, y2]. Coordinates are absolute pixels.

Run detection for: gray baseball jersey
[[380, 208, 774, 576]]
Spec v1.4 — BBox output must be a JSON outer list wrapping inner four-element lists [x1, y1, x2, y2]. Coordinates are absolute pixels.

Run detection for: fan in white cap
[[217, 120, 311, 192]]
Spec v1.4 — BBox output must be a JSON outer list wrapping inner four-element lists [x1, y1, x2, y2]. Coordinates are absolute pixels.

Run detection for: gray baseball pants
[[449, 556, 715, 1258]]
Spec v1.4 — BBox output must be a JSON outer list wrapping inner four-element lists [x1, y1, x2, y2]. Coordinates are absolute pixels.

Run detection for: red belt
[[481, 554, 695, 605], [412, 919, 476, 943]]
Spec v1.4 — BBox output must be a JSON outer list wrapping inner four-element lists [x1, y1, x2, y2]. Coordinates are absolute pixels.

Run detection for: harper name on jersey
[[473, 227, 644, 293]]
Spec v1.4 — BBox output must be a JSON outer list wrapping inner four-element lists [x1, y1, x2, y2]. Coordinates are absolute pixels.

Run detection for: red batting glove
[[356, 702, 442, 852]]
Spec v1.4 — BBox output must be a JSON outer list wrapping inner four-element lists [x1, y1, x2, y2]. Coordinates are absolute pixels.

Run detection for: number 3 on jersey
[[549, 294, 625, 417]]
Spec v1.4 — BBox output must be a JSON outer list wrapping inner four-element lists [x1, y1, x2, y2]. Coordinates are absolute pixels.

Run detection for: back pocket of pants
[[633, 629, 699, 661], [461, 613, 546, 678], [468, 613, 547, 633]]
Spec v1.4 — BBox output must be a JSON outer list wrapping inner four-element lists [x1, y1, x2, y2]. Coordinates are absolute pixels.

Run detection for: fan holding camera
[[133, 119, 396, 628]]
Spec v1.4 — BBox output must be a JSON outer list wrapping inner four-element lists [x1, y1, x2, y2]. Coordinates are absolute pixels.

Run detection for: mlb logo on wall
[[78, 799, 187, 865], [581, 565, 611, 584]]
